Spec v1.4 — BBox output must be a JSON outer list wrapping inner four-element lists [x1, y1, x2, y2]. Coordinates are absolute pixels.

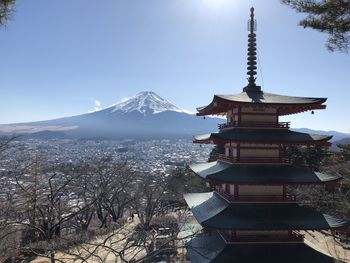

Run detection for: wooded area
[[0, 137, 205, 262]]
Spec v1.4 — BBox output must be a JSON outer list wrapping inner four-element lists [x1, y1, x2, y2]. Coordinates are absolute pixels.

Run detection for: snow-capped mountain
[[0, 91, 219, 139], [1, 91, 349, 141], [110, 91, 191, 115]]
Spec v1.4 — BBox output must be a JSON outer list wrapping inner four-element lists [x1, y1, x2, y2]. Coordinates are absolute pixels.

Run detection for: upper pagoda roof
[[197, 91, 327, 116], [217, 92, 327, 105], [184, 192, 349, 230], [189, 161, 342, 184], [187, 232, 338, 263], [194, 128, 332, 145]]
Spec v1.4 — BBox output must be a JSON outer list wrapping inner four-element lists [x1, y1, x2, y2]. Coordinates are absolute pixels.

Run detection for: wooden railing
[[216, 189, 296, 203], [218, 154, 291, 164], [218, 121, 290, 130], [220, 231, 304, 244]]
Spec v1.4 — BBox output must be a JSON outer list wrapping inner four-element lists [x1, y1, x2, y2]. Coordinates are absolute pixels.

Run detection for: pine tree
[[0, 0, 15, 26], [282, 0, 350, 52]]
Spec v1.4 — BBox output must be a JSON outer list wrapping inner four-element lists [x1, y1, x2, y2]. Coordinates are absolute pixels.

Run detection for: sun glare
[[198, 0, 241, 14], [202, 0, 234, 9]]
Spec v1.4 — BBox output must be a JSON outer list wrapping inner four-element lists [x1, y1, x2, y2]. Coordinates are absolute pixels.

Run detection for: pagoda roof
[[187, 232, 338, 263], [184, 192, 349, 230], [197, 91, 327, 116], [194, 128, 332, 145], [189, 161, 342, 184]]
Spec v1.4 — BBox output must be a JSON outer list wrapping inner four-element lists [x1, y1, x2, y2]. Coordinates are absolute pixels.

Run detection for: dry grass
[[304, 230, 350, 263]]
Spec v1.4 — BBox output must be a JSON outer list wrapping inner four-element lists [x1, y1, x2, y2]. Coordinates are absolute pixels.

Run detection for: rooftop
[[189, 161, 342, 184], [187, 232, 338, 263], [193, 128, 332, 145], [184, 192, 349, 230]]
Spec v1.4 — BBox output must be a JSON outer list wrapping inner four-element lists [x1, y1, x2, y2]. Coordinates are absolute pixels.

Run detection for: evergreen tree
[[207, 144, 225, 162], [282, 0, 350, 52], [0, 0, 15, 26], [337, 144, 350, 161], [284, 145, 329, 170]]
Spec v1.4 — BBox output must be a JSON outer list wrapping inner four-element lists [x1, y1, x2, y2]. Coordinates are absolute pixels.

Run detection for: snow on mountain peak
[[111, 91, 192, 115]]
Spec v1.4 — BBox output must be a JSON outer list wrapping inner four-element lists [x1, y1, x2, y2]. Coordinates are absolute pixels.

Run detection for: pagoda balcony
[[218, 154, 291, 165], [216, 189, 297, 203], [218, 121, 290, 130], [219, 231, 304, 244]]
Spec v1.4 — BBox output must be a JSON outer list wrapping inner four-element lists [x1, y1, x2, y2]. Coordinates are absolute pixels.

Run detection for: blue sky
[[0, 0, 349, 132]]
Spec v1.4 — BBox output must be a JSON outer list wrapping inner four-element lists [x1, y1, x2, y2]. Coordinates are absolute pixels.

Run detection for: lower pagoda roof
[[189, 161, 342, 184], [194, 128, 332, 145], [187, 232, 338, 263], [184, 192, 349, 230]]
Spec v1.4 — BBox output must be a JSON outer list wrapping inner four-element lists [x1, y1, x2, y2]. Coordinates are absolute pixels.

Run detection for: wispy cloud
[[88, 97, 103, 113]]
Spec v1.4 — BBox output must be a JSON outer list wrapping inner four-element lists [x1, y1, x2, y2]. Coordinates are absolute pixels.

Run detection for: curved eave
[[184, 192, 350, 231], [197, 93, 327, 116], [189, 161, 342, 185], [193, 129, 332, 146], [187, 233, 338, 263], [193, 133, 212, 144]]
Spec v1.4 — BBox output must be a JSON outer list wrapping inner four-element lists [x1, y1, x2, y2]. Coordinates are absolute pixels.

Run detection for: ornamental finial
[[243, 7, 261, 92]]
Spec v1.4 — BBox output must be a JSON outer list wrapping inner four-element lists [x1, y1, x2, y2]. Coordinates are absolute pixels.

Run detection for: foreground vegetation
[[0, 136, 205, 262], [1, 135, 349, 262], [286, 144, 350, 220]]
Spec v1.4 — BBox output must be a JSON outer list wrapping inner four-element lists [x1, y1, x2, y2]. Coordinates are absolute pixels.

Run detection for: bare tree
[[134, 172, 170, 230], [0, 134, 17, 157], [79, 157, 136, 228], [70, 170, 96, 232], [1, 149, 199, 262], [1, 156, 100, 263]]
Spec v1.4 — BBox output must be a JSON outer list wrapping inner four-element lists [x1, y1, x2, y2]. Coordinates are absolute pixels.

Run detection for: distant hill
[[334, 137, 350, 145], [0, 91, 221, 139], [20, 130, 69, 140], [330, 137, 350, 151], [1, 91, 348, 141]]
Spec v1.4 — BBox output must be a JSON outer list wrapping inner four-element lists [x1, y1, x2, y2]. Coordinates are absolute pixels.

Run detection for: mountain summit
[[0, 91, 217, 139], [110, 91, 191, 115], [0, 91, 348, 140]]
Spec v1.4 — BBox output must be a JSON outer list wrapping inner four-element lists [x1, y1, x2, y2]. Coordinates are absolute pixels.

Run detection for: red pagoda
[[184, 7, 349, 263]]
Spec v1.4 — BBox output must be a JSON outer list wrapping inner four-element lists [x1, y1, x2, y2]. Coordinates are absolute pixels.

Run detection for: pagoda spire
[[243, 7, 261, 92]]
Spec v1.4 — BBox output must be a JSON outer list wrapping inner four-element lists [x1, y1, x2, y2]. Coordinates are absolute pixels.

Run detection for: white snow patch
[[110, 91, 192, 115]]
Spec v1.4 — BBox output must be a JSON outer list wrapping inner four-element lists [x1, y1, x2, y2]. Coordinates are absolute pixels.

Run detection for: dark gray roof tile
[[185, 192, 349, 230], [217, 91, 327, 105], [189, 161, 342, 184], [187, 233, 337, 263], [194, 128, 332, 144]]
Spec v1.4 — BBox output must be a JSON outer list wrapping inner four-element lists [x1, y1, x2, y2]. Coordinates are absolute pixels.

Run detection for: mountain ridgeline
[[1, 91, 349, 142], [5, 91, 220, 139]]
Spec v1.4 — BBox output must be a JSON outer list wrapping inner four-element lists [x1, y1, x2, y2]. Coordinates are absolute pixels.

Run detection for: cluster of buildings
[[0, 138, 211, 175]]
